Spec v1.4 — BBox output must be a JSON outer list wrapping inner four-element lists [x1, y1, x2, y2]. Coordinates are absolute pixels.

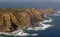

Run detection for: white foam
[[41, 24, 53, 30], [0, 32, 8, 34], [41, 18, 53, 23], [35, 24, 53, 31], [51, 11, 60, 16], [57, 11, 60, 14], [9, 29, 30, 36], [34, 27, 42, 31], [27, 27, 33, 30], [0, 17, 53, 36], [27, 23, 53, 31], [14, 22, 53, 36], [31, 33, 38, 36], [52, 14, 60, 16], [27, 18, 53, 31], [0, 24, 53, 36], [16, 31, 30, 36], [27, 27, 42, 31]]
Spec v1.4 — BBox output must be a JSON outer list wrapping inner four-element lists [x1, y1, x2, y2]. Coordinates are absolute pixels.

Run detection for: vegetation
[[0, 8, 54, 33]]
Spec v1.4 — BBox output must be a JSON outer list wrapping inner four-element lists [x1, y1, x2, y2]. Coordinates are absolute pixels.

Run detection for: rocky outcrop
[[31, 8, 44, 20], [42, 8, 54, 14], [0, 8, 54, 32], [1, 14, 11, 32], [8, 13, 18, 31], [8, 13, 18, 26], [0, 13, 18, 32], [18, 12, 31, 28]]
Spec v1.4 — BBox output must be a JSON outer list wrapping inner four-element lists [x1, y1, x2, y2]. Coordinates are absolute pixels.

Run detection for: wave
[[52, 14, 60, 16], [27, 23, 53, 31], [50, 11, 60, 16], [31, 33, 38, 36], [41, 17, 53, 23], [0, 17, 53, 36], [16, 31, 30, 36]]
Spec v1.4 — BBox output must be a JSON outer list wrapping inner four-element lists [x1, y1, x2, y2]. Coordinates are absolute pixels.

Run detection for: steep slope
[[0, 8, 54, 32]]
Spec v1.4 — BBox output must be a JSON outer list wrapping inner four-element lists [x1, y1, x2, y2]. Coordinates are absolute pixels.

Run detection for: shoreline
[[0, 17, 53, 36]]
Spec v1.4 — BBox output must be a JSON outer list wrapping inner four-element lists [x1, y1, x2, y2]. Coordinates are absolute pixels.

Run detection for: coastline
[[0, 17, 53, 36]]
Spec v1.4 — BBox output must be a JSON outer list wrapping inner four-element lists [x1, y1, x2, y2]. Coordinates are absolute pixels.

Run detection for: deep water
[[0, 2, 60, 9]]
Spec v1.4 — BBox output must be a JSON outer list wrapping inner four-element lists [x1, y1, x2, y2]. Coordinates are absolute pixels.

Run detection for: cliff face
[[0, 13, 18, 32], [18, 12, 31, 28], [2, 14, 11, 32], [0, 8, 54, 32]]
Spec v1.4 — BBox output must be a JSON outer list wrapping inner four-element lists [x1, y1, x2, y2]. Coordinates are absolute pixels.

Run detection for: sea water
[[0, 15, 53, 37]]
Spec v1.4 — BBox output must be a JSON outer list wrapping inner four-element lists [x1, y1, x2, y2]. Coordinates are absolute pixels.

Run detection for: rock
[[18, 12, 31, 28], [8, 13, 18, 26], [8, 13, 18, 31], [2, 14, 11, 32], [26, 9, 34, 17], [43, 8, 55, 14], [0, 13, 18, 32], [17, 8, 45, 28], [31, 8, 44, 21], [0, 8, 55, 32]]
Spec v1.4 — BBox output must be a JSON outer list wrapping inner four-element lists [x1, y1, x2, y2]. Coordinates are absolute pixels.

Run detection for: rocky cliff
[[0, 8, 54, 32]]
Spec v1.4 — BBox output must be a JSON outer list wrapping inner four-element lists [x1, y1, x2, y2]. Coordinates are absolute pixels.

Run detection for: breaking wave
[[27, 24, 53, 31], [0, 17, 53, 36], [51, 11, 60, 16], [31, 33, 39, 36]]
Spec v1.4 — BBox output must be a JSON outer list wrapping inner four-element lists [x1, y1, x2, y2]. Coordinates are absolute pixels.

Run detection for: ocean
[[0, 2, 60, 37], [0, 2, 60, 9]]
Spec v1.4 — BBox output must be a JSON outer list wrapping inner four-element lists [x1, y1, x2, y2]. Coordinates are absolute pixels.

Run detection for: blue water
[[0, 2, 60, 37], [0, 2, 60, 9], [37, 16, 60, 37], [0, 16, 60, 37]]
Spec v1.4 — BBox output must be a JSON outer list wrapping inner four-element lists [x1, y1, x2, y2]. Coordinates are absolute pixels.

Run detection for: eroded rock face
[[2, 14, 11, 32], [8, 13, 18, 31], [18, 12, 31, 28], [0, 8, 54, 32], [8, 13, 18, 26], [17, 9, 45, 28], [43, 8, 55, 14], [0, 13, 18, 32], [31, 8, 44, 21]]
